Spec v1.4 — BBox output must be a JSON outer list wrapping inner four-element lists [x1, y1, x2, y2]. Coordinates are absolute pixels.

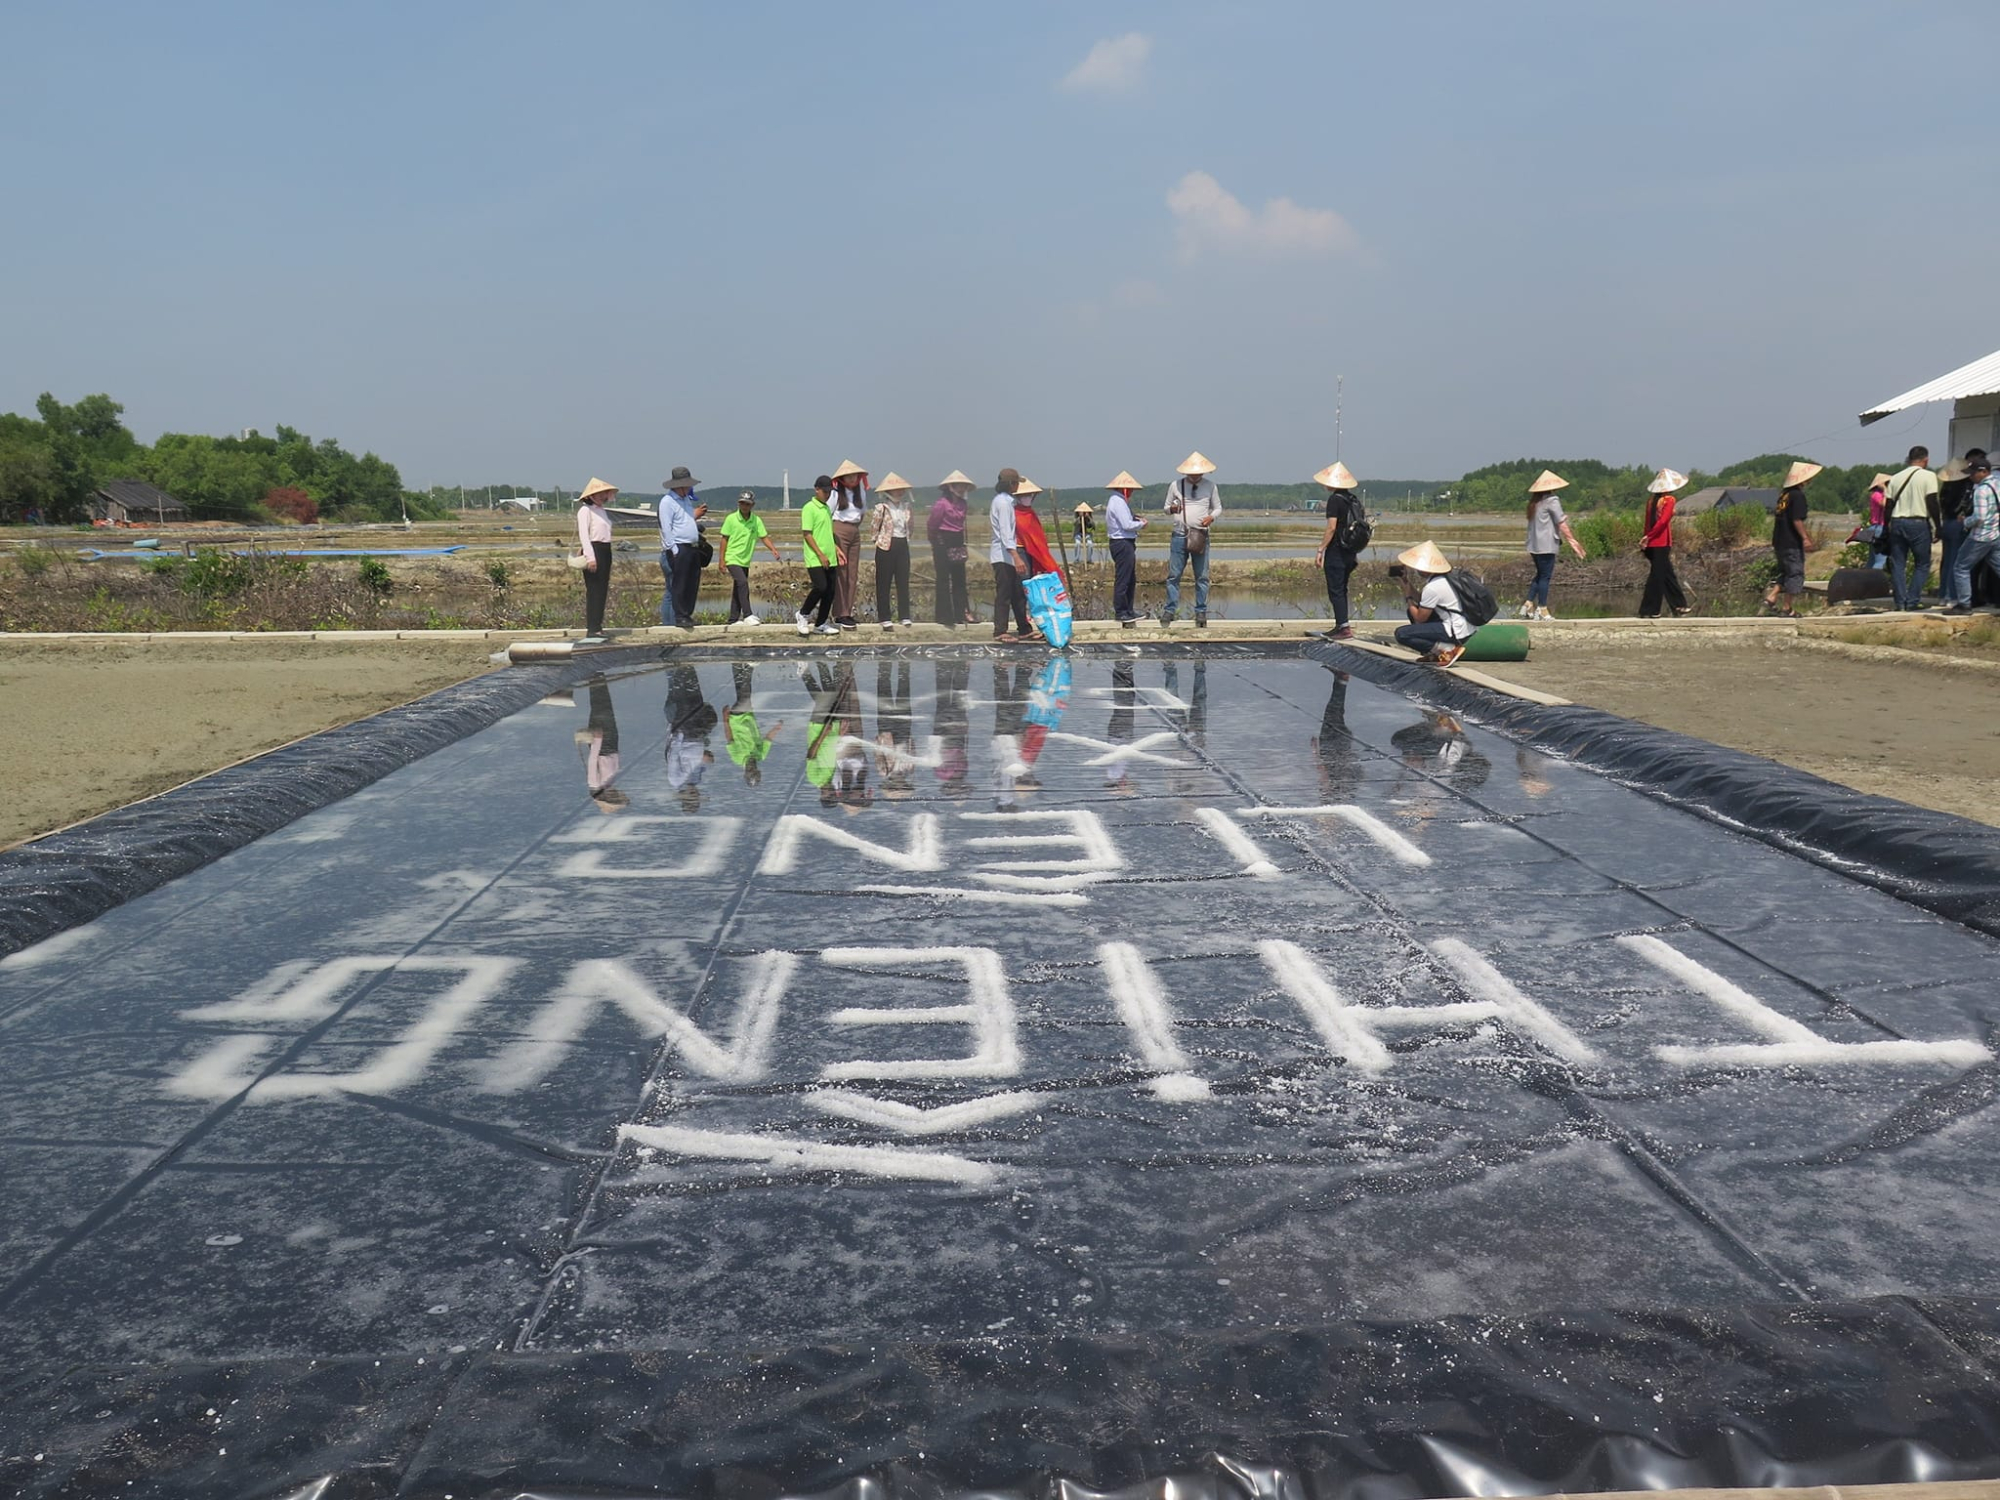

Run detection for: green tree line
[[1447, 455, 1890, 515], [0, 392, 445, 525]]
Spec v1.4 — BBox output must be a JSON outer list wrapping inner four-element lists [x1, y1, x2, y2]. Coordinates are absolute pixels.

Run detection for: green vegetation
[[356, 557, 394, 598], [0, 392, 445, 526], [1447, 454, 1888, 516]]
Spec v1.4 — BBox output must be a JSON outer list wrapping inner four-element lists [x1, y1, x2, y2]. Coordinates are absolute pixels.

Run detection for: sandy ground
[[0, 639, 498, 846], [1488, 633, 2000, 827]]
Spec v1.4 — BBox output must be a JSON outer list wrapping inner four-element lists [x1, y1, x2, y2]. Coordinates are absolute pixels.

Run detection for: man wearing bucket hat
[[1392, 540, 1474, 666], [1161, 451, 1222, 627], [1104, 471, 1146, 626], [1638, 468, 1693, 618], [1882, 446, 1940, 611], [658, 470, 702, 628]]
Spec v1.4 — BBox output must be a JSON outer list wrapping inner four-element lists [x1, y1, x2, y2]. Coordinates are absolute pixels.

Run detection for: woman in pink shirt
[[576, 477, 617, 640], [1638, 468, 1692, 618]]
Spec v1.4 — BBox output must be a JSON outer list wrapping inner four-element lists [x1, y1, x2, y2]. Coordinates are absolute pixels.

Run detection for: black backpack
[[1335, 494, 1372, 552], [1449, 569, 1499, 627]]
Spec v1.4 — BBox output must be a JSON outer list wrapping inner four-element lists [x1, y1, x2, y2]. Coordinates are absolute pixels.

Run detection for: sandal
[[994, 633, 1020, 644]]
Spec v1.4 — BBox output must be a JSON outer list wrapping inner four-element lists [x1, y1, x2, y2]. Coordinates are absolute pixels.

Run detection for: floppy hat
[[1105, 470, 1142, 490], [1014, 477, 1044, 496], [1073, 501, 1096, 514], [940, 469, 975, 488], [1527, 469, 1568, 494], [1396, 540, 1452, 574], [579, 477, 617, 502], [832, 459, 867, 479], [1783, 460, 1823, 488], [667, 465, 698, 487], [1177, 451, 1216, 476], [1647, 468, 1688, 494], [876, 471, 912, 493], [1314, 462, 1358, 489]]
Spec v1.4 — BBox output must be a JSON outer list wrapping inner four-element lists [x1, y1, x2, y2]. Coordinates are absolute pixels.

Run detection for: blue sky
[[4, 1, 1992, 489]]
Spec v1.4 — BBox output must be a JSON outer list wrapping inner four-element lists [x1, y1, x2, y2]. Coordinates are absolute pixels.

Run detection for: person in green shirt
[[724, 661, 781, 786], [716, 490, 783, 626], [797, 476, 839, 635]]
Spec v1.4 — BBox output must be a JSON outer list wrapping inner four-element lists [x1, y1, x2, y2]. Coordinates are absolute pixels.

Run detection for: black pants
[[875, 537, 911, 622], [932, 543, 967, 624], [1110, 536, 1138, 618], [1321, 545, 1356, 627], [582, 541, 612, 634], [800, 565, 835, 627], [669, 546, 702, 626], [726, 564, 752, 622], [991, 560, 1029, 636], [1639, 545, 1687, 616]]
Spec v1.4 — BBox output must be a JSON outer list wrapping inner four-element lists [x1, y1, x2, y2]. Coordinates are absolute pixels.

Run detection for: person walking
[[1104, 470, 1146, 626], [989, 467, 1031, 642], [829, 458, 868, 629], [1761, 460, 1820, 617], [662, 466, 707, 626], [1521, 470, 1586, 620], [1392, 540, 1475, 666], [575, 477, 616, 641], [1883, 445, 1941, 610], [1162, 451, 1221, 627], [717, 489, 781, 626], [1313, 461, 1365, 639], [1071, 502, 1096, 565], [796, 475, 840, 636], [1949, 454, 1999, 612], [657, 477, 701, 629], [1638, 467, 1692, 618], [869, 472, 916, 628], [927, 470, 973, 626]]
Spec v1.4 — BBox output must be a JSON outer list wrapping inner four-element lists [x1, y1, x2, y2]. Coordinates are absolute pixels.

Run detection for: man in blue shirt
[[1950, 454, 1998, 612], [989, 468, 1030, 640], [1103, 470, 1147, 626], [660, 465, 706, 624], [658, 484, 701, 628]]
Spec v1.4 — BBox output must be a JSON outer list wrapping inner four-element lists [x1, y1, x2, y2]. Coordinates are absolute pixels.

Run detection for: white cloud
[[1166, 170, 1359, 261], [1111, 278, 1164, 308], [1061, 32, 1152, 93]]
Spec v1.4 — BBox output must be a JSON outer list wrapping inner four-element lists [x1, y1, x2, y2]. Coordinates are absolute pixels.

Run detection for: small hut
[[90, 480, 188, 525]]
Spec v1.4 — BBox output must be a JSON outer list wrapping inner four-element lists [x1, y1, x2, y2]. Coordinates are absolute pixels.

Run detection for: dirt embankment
[[0, 639, 497, 846]]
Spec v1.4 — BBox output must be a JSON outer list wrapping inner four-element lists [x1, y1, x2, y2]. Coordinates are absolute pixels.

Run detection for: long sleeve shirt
[[658, 498, 699, 552], [663, 489, 699, 518], [578, 502, 612, 548], [989, 493, 1019, 564], [1165, 477, 1221, 534], [1106, 493, 1142, 539], [832, 484, 868, 524], [1971, 476, 2000, 544], [1641, 494, 1676, 549]]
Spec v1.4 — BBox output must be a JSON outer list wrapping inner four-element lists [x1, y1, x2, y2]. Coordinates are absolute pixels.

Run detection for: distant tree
[[263, 485, 319, 525]]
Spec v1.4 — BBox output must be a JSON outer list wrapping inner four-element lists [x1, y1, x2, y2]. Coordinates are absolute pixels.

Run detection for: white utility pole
[[783, 470, 790, 510]]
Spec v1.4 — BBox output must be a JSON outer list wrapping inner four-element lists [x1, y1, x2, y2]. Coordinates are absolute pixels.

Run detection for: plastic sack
[[1023, 571, 1073, 647]]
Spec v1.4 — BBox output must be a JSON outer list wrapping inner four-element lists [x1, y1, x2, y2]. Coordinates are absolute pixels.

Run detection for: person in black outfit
[[1313, 462, 1364, 639]]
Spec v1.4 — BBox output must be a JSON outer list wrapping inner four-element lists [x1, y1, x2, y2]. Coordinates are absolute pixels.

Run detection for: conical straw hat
[[1647, 468, 1688, 494], [875, 471, 912, 493], [1177, 451, 1216, 476], [1014, 477, 1043, 496], [1073, 501, 1096, 514], [940, 469, 974, 488], [1396, 540, 1452, 574], [1527, 469, 1568, 494], [579, 477, 617, 502], [1105, 470, 1142, 490], [1783, 461, 1823, 488], [1869, 472, 1894, 490], [1314, 462, 1358, 489], [831, 458, 867, 479]]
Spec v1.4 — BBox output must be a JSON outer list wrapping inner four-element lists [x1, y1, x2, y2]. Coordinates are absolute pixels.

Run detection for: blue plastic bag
[[1023, 571, 1074, 648]]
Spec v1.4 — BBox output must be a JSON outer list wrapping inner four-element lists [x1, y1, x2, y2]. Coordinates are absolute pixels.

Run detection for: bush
[[263, 486, 319, 525], [484, 559, 511, 589], [15, 544, 56, 578], [1570, 509, 1645, 560], [1686, 506, 1762, 551], [356, 556, 393, 597]]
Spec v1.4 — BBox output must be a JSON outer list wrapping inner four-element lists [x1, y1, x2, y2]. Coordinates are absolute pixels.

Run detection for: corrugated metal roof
[[1859, 345, 2000, 425]]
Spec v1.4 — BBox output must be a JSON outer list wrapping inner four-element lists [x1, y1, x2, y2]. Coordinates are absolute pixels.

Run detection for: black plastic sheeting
[[1307, 639, 2000, 938], [7, 646, 2000, 1498], [0, 645, 667, 961]]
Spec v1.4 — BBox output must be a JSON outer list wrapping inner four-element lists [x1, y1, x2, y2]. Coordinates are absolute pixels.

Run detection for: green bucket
[[1459, 622, 1530, 662]]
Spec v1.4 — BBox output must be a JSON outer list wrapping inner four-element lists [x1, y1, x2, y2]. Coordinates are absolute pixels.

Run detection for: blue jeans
[[659, 551, 676, 625], [1939, 516, 1967, 604], [1165, 529, 1209, 614], [1527, 551, 1556, 606], [1395, 619, 1455, 654], [1887, 517, 1933, 609], [1955, 533, 2000, 605]]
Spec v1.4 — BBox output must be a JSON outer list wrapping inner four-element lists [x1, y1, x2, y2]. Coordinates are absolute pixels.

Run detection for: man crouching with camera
[[1391, 541, 1473, 667]]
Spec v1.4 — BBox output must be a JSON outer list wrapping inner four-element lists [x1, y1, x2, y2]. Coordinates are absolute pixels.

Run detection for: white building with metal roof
[[1860, 345, 2000, 459]]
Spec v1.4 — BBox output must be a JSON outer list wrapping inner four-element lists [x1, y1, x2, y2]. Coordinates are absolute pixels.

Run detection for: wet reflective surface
[[5, 652, 2000, 1492]]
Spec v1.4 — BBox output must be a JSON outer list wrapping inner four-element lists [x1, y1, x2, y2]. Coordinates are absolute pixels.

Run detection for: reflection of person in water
[[1161, 659, 1207, 798], [1017, 656, 1070, 789], [664, 665, 718, 812], [1515, 745, 1555, 799], [1390, 709, 1492, 795], [576, 674, 628, 813], [990, 660, 1034, 810], [1311, 669, 1365, 804], [932, 660, 971, 800], [723, 661, 780, 787], [1104, 660, 1138, 794], [804, 662, 867, 812], [874, 661, 917, 800]]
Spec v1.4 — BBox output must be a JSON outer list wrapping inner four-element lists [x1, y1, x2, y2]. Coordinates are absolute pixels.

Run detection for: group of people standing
[[1854, 445, 1998, 612]]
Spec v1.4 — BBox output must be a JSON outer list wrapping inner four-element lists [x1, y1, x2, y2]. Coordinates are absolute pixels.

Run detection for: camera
[[1386, 564, 1406, 579]]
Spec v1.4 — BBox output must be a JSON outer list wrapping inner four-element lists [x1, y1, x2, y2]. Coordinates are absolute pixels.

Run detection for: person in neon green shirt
[[724, 662, 781, 786], [797, 476, 839, 635], [716, 490, 782, 625]]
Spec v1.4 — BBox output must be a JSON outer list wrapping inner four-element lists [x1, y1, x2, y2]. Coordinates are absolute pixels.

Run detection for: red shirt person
[[1639, 467, 1692, 618], [1011, 479, 1065, 584]]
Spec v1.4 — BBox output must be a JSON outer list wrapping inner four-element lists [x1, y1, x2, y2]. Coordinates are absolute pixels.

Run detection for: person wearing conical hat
[[1862, 471, 1892, 570], [575, 478, 617, 641], [1162, 451, 1222, 627], [869, 472, 915, 629], [1763, 459, 1823, 618], [1520, 469, 1586, 621], [1881, 447, 1938, 611], [829, 459, 869, 628], [1103, 470, 1147, 626], [1391, 540, 1474, 666], [927, 470, 975, 627], [1313, 461, 1365, 639], [1070, 498, 1097, 566], [1638, 468, 1692, 619]]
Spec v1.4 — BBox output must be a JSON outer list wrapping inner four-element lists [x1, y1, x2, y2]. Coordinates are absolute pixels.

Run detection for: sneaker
[[900, 617, 914, 627], [1672, 606, 1693, 616], [1518, 600, 1534, 619], [1535, 607, 1553, 621], [837, 620, 856, 631], [1432, 644, 1465, 667], [795, 614, 812, 636], [1119, 615, 1136, 629], [1158, 609, 1176, 627], [740, 614, 761, 628], [1331, 625, 1356, 641], [1195, 611, 1208, 628], [816, 623, 841, 635], [578, 635, 606, 646], [881, 621, 894, 630]]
